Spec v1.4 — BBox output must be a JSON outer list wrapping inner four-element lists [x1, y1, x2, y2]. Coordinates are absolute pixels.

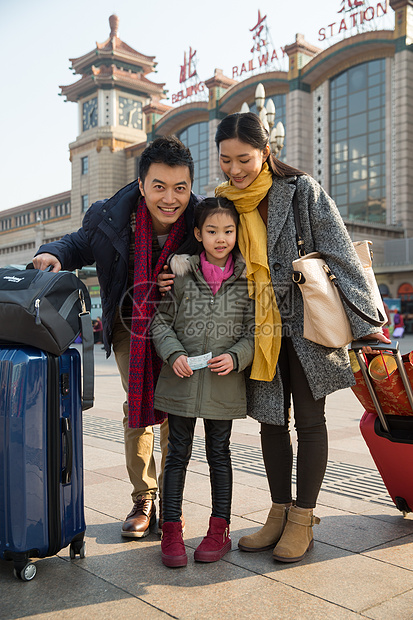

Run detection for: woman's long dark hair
[[215, 112, 304, 178], [173, 196, 239, 257]]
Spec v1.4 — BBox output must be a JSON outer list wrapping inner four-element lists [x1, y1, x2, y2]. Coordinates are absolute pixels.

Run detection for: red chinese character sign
[[338, 0, 364, 13], [172, 47, 207, 105], [179, 47, 197, 84], [318, 1, 393, 42], [250, 10, 267, 53], [232, 10, 287, 80]]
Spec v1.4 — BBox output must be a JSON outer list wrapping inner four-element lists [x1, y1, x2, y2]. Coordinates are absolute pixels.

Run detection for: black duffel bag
[[0, 266, 94, 409]]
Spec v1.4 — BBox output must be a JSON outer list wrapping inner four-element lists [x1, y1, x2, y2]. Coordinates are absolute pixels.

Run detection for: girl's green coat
[[151, 254, 255, 420]]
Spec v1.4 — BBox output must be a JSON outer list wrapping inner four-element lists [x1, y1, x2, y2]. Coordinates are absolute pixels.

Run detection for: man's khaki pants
[[112, 313, 169, 502]]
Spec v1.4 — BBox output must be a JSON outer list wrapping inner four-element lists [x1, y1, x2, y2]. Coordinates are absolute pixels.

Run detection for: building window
[[178, 122, 209, 195], [250, 94, 287, 161], [82, 194, 89, 212], [330, 59, 386, 223], [55, 201, 71, 217], [1, 218, 11, 231], [81, 156, 89, 175], [15, 213, 30, 227]]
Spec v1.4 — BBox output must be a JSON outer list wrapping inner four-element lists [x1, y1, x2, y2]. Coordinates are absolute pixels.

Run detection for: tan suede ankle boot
[[272, 505, 320, 563], [238, 503, 289, 552]]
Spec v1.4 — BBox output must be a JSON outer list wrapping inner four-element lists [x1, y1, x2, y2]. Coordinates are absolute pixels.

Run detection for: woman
[[212, 112, 390, 563]]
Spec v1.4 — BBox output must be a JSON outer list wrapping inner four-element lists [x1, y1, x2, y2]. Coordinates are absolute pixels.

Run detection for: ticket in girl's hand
[[187, 352, 212, 370]]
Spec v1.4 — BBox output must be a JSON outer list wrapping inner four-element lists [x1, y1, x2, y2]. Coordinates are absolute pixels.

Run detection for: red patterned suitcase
[[352, 342, 413, 514]]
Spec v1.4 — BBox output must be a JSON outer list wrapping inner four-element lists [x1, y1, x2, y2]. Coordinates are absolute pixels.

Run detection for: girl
[[211, 112, 390, 563], [151, 196, 255, 568]]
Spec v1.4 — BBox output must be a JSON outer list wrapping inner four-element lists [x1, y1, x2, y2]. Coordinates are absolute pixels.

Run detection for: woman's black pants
[[261, 338, 328, 509], [162, 414, 233, 524]]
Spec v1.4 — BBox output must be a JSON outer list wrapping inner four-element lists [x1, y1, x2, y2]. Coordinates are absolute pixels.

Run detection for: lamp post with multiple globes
[[241, 83, 285, 158]]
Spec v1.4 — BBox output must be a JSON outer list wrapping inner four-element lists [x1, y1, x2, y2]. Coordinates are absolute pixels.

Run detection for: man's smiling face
[[138, 163, 192, 234]]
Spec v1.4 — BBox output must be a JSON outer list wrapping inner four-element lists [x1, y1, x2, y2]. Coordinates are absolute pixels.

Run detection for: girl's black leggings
[[162, 414, 233, 523], [261, 337, 328, 509]]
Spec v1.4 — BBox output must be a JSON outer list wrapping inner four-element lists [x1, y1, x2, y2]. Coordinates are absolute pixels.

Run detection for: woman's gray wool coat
[[249, 174, 382, 426]]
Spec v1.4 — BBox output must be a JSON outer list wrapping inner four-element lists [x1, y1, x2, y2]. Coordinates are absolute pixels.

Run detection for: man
[[33, 136, 201, 538]]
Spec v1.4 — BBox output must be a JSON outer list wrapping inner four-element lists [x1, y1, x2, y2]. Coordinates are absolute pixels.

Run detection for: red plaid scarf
[[128, 199, 186, 428]]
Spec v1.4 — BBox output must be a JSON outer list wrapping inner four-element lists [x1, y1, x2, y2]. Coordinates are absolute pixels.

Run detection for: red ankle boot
[[161, 521, 187, 568], [194, 517, 231, 563]]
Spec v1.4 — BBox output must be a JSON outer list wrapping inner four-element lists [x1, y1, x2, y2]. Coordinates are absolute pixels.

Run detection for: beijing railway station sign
[[171, 47, 206, 105], [318, 0, 391, 41], [170, 2, 392, 105]]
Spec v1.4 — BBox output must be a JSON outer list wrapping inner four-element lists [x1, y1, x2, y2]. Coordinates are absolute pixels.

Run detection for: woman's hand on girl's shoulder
[[207, 354, 234, 376], [158, 264, 175, 296]]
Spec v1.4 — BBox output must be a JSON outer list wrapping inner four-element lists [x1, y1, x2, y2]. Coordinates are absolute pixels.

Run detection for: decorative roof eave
[[124, 140, 148, 158], [300, 30, 395, 90], [60, 69, 166, 102], [204, 68, 237, 90], [69, 15, 157, 77], [143, 99, 172, 115], [218, 70, 289, 114], [284, 33, 322, 58], [154, 101, 209, 136], [70, 46, 156, 77]]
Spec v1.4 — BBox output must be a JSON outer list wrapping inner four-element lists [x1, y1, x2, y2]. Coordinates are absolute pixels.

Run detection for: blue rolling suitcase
[[0, 345, 86, 581]]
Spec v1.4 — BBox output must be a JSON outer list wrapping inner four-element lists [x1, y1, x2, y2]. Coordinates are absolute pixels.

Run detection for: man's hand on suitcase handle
[[32, 253, 62, 273]]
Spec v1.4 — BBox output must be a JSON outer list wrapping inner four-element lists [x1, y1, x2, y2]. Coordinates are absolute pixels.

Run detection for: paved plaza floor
[[2, 337, 413, 619]]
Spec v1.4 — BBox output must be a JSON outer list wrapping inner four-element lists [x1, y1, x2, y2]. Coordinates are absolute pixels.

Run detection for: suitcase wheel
[[395, 496, 411, 515], [13, 562, 37, 582], [70, 540, 86, 559]]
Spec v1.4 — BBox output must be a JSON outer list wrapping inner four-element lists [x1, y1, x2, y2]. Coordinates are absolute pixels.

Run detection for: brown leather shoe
[[121, 497, 156, 538]]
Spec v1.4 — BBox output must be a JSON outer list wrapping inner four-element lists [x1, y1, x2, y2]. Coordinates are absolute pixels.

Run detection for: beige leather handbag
[[291, 184, 385, 348]]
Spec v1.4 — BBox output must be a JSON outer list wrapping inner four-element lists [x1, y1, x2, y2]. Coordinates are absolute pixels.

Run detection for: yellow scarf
[[215, 163, 282, 382]]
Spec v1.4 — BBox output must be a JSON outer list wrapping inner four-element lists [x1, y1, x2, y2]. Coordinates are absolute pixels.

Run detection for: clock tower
[[60, 15, 167, 225]]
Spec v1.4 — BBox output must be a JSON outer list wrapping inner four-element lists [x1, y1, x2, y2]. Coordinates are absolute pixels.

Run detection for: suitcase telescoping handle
[[351, 340, 413, 435]]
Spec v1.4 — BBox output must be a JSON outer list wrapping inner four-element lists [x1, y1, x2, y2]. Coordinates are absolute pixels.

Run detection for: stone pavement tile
[[139, 572, 362, 620], [84, 444, 126, 471], [314, 505, 413, 553], [317, 489, 382, 514], [231, 480, 274, 517], [73, 510, 362, 620], [360, 504, 413, 524], [85, 469, 112, 486], [92, 464, 129, 481], [231, 468, 269, 491], [363, 533, 413, 571], [362, 589, 413, 620], [30, 600, 169, 620], [0, 554, 164, 620], [185, 458, 210, 476], [229, 542, 413, 613], [84, 477, 135, 521], [83, 435, 124, 455], [326, 448, 377, 468], [329, 436, 373, 455]]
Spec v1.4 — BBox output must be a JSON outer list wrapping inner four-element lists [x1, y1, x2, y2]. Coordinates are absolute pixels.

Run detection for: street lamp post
[[240, 83, 285, 158]]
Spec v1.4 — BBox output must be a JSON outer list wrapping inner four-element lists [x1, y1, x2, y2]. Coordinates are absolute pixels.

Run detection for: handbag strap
[[291, 180, 384, 328], [292, 180, 306, 257], [322, 264, 385, 327]]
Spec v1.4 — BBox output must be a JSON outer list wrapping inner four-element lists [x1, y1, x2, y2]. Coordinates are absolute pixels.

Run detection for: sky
[[0, 0, 394, 212]]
